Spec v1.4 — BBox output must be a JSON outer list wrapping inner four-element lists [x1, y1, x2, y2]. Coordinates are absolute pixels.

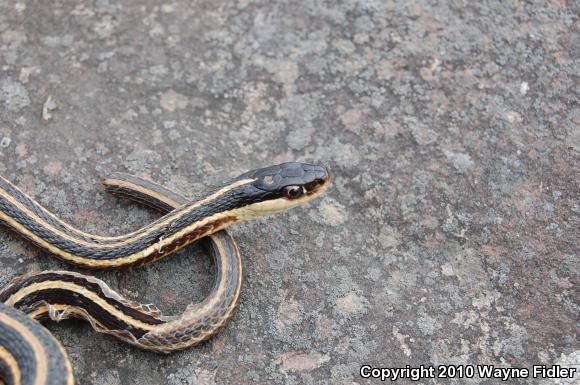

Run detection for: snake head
[[234, 162, 331, 217]]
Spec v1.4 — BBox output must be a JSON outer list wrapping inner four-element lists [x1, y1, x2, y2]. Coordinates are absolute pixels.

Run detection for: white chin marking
[[238, 187, 328, 220], [236, 199, 296, 219], [237, 198, 303, 219]]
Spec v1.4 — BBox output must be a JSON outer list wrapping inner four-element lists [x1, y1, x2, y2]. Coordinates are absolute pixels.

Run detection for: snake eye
[[284, 185, 304, 199]]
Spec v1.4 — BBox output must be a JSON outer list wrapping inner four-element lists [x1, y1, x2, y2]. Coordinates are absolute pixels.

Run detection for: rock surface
[[0, 1, 577, 384]]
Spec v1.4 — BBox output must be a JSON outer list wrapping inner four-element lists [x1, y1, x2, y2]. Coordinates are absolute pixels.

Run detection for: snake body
[[0, 162, 330, 385], [0, 302, 73, 385]]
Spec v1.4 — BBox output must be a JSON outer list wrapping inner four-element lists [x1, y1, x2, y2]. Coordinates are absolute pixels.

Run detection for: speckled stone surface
[[0, 1, 578, 384]]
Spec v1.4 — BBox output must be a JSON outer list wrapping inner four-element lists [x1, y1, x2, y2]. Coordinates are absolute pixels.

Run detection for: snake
[[0, 162, 330, 385]]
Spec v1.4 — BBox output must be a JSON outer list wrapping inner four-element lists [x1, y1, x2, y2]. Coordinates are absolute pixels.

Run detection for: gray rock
[[0, 1, 577, 384], [0, 79, 30, 111]]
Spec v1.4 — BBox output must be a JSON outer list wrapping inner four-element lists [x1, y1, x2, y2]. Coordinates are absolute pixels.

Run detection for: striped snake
[[0, 162, 330, 385]]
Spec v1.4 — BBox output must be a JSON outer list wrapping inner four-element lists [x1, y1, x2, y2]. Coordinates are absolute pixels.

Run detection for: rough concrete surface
[[0, 1, 578, 384]]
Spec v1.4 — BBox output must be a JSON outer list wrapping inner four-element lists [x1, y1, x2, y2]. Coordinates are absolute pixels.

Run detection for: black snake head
[[232, 162, 331, 217]]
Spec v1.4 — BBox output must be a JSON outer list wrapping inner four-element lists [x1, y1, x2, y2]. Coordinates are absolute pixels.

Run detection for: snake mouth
[[285, 167, 331, 206], [304, 169, 331, 197]]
